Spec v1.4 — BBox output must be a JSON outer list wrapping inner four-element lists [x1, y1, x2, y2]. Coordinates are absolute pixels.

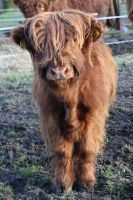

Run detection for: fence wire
[[0, 13, 133, 46]]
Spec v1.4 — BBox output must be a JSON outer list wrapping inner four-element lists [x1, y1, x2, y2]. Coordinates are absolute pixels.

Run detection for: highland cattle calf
[[12, 10, 117, 192]]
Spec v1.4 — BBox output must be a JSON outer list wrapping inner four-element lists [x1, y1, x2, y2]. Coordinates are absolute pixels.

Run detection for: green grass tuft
[[115, 53, 133, 69], [13, 155, 28, 168], [8, 131, 17, 138], [103, 168, 115, 178], [0, 183, 13, 200], [5, 73, 32, 85], [22, 165, 41, 177], [61, 195, 75, 200]]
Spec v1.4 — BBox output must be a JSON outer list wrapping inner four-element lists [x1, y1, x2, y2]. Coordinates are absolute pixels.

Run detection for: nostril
[[50, 66, 69, 77], [51, 68, 57, 76], [64, 67, 68, 74]]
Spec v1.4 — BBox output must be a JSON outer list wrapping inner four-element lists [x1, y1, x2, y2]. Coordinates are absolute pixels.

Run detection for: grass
[[0, 183, 13, 200], [0, 80, 5, 87], [30, 173, 53, 191], [0, 131, 17, 139], [103, 168, 115, 178], [0, 167, 5, 173], [101, 166, 131, 196], [123, 144, 133, 152], [61, 195, 75, 200], [8, 131, 17, 138], [0, 156, 5, 173], [0, 131, 4, 137], [22, 165, 41, 177], [0, 195, 4, 200], [106, 179, 125, 195], [115, 53, 133, 69], [0, 72, 32, 87], [0, 183, 12, 193], [27, 119, 40, 129], [18, 166, 53, 192], [13, 155, 28, 168], [5, 73, 32, 85]]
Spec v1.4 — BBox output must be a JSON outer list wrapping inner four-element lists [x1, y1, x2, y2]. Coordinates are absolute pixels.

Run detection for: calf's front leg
[[76, 119, 105, 187], [54, 138, 74, 192]]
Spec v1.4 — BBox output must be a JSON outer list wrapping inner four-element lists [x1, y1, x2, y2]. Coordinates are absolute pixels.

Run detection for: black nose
[[51, 66, 69, 79]]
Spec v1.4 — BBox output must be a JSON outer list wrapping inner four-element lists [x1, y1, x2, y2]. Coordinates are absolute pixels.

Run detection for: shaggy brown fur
[[12, 0, 121, 29], [12, 10, 117, 192], [126, 0, 133, 21]]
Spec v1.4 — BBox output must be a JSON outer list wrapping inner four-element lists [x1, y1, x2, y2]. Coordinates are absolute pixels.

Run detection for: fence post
[[0, 0, 4, 10]]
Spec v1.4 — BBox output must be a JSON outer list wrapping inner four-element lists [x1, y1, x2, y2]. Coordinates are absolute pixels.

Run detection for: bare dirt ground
[[0, 38, 133, 200]]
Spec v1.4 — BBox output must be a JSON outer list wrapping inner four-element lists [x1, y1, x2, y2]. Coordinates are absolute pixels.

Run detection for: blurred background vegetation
[[0, 0, 13, 9]]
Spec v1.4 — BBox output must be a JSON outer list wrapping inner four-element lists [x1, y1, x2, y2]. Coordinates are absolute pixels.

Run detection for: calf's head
[[12, 10, 104, 86]]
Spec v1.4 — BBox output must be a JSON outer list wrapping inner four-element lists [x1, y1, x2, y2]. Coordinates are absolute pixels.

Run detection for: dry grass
[[0, 38, 32, 80]]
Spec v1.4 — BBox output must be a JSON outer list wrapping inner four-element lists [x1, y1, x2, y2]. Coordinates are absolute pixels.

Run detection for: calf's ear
[[91, 19, 104, 42], [84, 19, 104, 47], [82, 19, 104, 67], [11, 27, 26, 49]]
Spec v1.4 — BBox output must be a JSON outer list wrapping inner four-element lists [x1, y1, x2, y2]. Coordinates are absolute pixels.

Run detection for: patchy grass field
[[0, 38, 133, 200]]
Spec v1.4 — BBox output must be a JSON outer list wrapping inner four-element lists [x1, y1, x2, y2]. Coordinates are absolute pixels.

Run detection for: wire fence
[[0, 8, 19, 12], [0, 14, 129, 23], [0, 10, 133, 46], [0, 8, 133, 79]]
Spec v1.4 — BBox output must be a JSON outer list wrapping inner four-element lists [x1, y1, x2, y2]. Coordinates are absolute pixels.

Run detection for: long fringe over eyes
[[24, 10, 93, 63]]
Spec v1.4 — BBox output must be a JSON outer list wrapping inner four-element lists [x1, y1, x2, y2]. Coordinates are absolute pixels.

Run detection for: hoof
[[52, 185, 61, 195], [73, 181, 95, 192], [53, 185, 72, 194], [61, 186, 72, 194]]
